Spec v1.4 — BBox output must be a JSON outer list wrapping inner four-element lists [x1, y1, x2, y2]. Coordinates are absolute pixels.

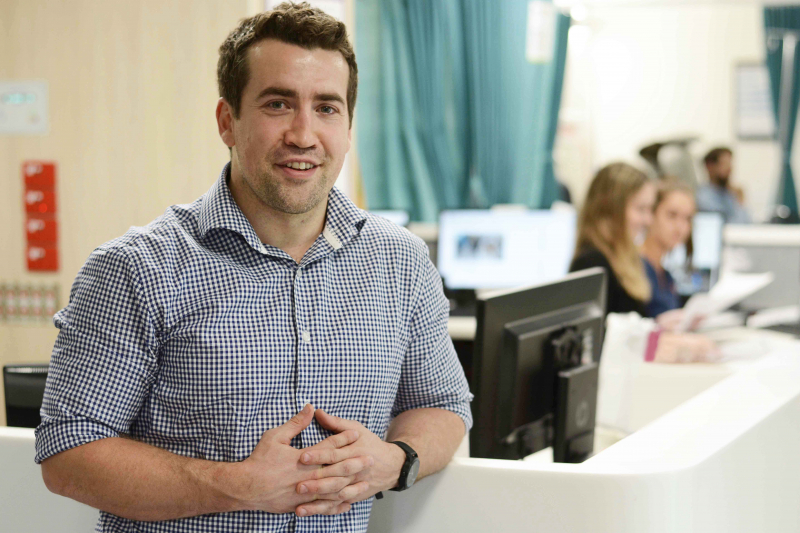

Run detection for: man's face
[[222, 39, 351, 215], [707, 152, 732, 187]]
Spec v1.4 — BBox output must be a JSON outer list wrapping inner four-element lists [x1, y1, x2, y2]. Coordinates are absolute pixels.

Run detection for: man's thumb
[[277, 404, 315, 443]]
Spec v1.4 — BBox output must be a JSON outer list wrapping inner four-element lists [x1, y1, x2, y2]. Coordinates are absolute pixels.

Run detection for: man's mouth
[[283, 162, 318, 171]]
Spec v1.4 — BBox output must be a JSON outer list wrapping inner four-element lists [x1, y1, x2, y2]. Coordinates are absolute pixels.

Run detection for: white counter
[[3, 333, 799, 533]]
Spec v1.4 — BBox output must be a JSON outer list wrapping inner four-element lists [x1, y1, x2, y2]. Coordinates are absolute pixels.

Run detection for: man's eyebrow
[[255, 86, 345, 106], [256, 86, 298, 101], [315, 93, 345, 105]]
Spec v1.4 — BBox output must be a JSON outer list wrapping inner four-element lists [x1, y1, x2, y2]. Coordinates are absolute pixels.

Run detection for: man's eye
[[267, 101, 286, 110], [320, 105, 336, 114]]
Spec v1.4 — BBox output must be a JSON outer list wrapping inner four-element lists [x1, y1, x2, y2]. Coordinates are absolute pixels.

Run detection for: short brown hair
[[217, 2, 358, 127], [703, 147, 732, 166]]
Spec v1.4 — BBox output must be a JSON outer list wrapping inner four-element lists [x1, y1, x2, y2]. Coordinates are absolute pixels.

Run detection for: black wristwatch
[[389, 440, 420, 492]]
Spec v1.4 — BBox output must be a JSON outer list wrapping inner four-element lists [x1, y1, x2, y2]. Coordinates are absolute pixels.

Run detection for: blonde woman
[[569, 162, 656, 316]]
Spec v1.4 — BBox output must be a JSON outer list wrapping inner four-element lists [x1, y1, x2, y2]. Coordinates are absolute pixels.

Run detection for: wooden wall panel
[[0, 0, 249, 425]]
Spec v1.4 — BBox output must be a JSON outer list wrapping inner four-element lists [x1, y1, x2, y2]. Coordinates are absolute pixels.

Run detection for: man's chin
[[270, 190, 328, 216]]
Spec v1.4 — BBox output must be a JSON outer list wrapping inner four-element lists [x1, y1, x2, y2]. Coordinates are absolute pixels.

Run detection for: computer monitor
[[470, 268, 606, 462], [370, 210, 410, 227], [664, 212, 724, 295], [723, 224, 800, 311], [437, 209, 577, 290], [3, 364, 48, 428]]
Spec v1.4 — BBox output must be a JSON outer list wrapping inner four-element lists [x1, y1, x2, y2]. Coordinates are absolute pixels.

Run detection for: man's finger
[[314, 456, 374, 479], [306, 429, 359, 451], [275, 404, 315, 444], [296, 499, 351, 517], [314, 409, 357, 433], [297, 475, 355, 497], [301, 444, 367, 466], [337, 480, 371, 502]]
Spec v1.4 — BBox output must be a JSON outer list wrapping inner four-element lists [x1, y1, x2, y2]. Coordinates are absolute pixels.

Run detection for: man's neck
[[642, 237, 667, 271], [228, 167, 328, 264]]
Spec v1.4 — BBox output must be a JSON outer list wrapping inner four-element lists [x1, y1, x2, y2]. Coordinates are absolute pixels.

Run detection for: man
[[35, 3, 472, 532], [696, 147, 750, 223]]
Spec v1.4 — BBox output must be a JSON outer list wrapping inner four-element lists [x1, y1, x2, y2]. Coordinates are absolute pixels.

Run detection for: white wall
[[556, 2, 787, 221]]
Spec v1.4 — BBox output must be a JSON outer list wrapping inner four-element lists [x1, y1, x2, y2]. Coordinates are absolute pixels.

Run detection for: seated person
[[571, 163, 716, 362], [570, 162, 656, 317], [696, 147, 750, 223], [641, 179, 695, 318]]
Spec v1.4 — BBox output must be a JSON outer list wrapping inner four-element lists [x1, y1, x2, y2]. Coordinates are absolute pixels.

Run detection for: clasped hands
[[230, 404, 405, 518]]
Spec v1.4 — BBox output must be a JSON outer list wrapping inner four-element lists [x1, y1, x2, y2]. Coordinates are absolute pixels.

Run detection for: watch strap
[[389, 440, 419, 492]]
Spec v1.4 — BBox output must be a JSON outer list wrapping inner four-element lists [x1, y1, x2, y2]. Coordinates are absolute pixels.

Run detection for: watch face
[[406, 458, 420, 487]]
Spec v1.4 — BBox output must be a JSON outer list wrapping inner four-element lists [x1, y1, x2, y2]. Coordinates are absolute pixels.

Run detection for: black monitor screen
[[470, 268, 606, 461], [3, 364, 49, 428]]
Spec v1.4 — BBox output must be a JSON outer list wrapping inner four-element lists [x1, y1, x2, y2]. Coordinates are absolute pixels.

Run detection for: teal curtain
[[764, 7, 800, 215], [356, 0, 571, 221]]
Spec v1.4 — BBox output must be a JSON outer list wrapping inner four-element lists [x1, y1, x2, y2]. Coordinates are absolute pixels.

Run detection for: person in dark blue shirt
[[642, 179, 696, 319]]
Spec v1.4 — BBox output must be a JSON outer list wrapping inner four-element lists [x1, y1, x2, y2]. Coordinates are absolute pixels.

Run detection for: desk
[[369, 332, 800, 532], [2, 333, 799, 532]]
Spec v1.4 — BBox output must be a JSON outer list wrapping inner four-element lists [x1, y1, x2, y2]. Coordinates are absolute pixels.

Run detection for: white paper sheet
[[677, 272, 774, 332]]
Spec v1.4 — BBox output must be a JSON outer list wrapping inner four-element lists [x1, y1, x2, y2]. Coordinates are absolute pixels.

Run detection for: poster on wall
[[736, 63, 776, 141], [526, 1, 556, 64], [0, 81, 49, 135]]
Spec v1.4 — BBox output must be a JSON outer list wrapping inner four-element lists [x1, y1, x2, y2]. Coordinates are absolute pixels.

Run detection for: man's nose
[[284, 109, 317, 149]]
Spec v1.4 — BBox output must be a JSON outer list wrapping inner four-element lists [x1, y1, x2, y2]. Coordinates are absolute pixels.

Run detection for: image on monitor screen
[[456, 234, 503, 260]]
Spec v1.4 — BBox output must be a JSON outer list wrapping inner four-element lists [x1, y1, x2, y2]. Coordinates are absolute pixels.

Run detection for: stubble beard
[[249, 161, 333, 215]]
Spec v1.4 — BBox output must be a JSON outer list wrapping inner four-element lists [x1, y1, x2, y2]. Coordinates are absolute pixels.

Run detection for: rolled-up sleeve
[[35, 246, 158, 463], [391, 254, 473, 433]]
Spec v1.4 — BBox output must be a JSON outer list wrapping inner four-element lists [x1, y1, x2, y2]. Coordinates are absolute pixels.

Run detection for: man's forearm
[[41, 436, 239, 521], [385, 408, 466, 481]]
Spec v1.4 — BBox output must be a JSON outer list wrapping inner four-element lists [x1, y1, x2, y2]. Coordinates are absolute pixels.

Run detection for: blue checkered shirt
[[35, 165, 473, 533]]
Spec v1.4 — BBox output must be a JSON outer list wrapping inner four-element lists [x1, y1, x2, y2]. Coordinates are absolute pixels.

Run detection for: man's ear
[[216, 98, 236, 149]]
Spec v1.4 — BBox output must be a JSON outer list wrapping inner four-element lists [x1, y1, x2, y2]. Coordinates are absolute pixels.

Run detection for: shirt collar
[[198, 163, 367, 254], [323, 185, 367, 250]]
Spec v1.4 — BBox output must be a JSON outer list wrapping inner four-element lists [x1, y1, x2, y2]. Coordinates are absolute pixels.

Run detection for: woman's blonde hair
[[576, 162, 652, 302]]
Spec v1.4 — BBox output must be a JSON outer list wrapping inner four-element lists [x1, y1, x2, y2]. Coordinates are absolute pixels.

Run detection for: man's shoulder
[[93, 199, 203, 267], [356, 213, 430, 260], [696, 183, 723, 201]]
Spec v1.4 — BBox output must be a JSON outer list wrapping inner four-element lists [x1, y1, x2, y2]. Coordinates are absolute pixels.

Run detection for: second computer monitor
[[437, 209, 577, 290], [692, 212, 724, 271], [664, 211, 724, 295]]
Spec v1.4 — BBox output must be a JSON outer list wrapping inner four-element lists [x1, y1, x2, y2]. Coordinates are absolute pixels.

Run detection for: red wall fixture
[[23, 161, 58, 272]]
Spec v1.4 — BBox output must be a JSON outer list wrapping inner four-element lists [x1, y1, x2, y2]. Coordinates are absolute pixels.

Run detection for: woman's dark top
[[642, 257, 680, 317], [569, 247, 648, 317]]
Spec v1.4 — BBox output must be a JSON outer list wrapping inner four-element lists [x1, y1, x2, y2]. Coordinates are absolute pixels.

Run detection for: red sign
[[26, 245, 59, 272], [23, 161, 56, 190], [23, 161, 59, 272], [26, 217, 58, 243], [24, 189, 57, 214]]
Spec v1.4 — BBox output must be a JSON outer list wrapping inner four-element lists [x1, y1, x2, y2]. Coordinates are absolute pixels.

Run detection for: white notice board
[[736, 63, 776, 140]]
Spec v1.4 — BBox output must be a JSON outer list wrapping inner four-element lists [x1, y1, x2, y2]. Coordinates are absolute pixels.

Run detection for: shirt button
[[296, 268, 303, 279], [302, 330, 311, 344]]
